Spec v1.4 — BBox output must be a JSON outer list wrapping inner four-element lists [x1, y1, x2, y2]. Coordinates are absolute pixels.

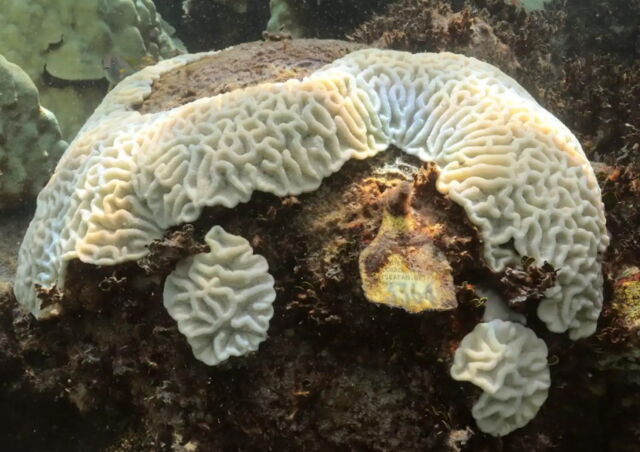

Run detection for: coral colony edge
[[13, 41, 608, 437]]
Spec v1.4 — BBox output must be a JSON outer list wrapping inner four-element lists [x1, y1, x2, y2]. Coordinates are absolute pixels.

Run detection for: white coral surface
[[14, 47, 608, 345], [163, 226, 275, 366], [450, 319, 550, 436]]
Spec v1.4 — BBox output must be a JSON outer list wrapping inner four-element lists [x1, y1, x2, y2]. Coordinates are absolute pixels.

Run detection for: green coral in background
[[0, 0, 184, 140], [509, 0, 552, 11], [0, 55, 67, 210], [267, 0, 306, 37]]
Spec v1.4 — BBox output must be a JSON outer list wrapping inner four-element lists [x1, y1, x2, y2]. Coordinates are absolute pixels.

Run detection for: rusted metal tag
[[358, 183, 457, 313]]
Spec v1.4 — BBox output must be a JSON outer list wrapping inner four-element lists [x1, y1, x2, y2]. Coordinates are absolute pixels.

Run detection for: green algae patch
[[611, 266, 640, 332]]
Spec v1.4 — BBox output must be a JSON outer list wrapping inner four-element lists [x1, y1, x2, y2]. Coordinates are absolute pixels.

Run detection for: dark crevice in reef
[[156, 0, 271, 52], [158, 0, 390, 53], [0, 294, 129, 452]]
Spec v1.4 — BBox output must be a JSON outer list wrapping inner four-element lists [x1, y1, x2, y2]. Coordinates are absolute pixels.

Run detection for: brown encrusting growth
[[137, 224, 209, 275], [596, 163, 640, 272], [0, 1, 639, 450], [358, 176, 458, 313], [594, 163, 640, 347], [139, 39, 365, 114], [499, 258, 557, 307]]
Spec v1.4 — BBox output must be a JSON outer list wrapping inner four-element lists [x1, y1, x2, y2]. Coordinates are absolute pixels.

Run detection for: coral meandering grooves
[[15, 46, 608, 339], [14, 46, 607, 348], [163, 226, 275, 366], [450, 319, 551, 436]]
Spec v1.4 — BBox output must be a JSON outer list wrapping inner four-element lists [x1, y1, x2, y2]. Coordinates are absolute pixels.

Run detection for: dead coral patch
[[139, 39, 364, 114]]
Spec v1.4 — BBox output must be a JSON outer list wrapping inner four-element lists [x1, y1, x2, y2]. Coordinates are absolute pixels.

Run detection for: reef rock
[[0, 0, 184, 139]]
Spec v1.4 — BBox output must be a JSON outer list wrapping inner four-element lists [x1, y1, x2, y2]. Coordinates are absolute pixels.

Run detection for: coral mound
[[15, 44, 607, 343], [7, 38, 613, 442], [0, 54, 66, 209], [0, 0, 184, 138]]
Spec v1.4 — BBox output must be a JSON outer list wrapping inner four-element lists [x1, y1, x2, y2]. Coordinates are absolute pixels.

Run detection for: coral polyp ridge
[[13, 42, 608, 436], [450, 319, 551, 437], [163, 225, 275, 366]]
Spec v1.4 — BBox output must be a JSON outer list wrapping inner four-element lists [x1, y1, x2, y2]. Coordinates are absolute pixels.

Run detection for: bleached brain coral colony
[[13, 45, 608, 436]]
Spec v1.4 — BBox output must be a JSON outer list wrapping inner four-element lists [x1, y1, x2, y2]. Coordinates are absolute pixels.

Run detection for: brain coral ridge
[[15, 45, 608, 349], [163, 226, 275, 366], [450, 319, 551, 437]]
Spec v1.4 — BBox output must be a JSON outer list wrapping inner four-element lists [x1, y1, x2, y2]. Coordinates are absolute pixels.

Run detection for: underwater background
[[0, 1, 639, 451]]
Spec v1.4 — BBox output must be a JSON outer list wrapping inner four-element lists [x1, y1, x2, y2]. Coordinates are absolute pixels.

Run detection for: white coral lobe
[[450, 319, 550, 436], [163, 226, 275, 366]]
